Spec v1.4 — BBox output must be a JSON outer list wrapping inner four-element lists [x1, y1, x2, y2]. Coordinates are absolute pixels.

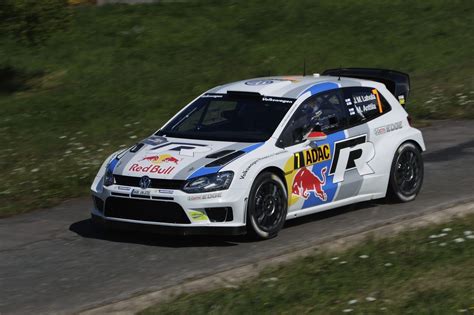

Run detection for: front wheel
[[246, 172, 288, 240], [387, 142, 424, 202]]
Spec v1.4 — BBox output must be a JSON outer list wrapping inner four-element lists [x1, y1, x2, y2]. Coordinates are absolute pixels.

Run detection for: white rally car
[[91, 68, 425, 239]]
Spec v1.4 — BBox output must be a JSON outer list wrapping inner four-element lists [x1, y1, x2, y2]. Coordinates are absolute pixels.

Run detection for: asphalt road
[[1, 120, 473, 315]]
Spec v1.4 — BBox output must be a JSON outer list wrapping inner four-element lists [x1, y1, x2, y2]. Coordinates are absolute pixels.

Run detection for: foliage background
[[0, 0, 473, 216]]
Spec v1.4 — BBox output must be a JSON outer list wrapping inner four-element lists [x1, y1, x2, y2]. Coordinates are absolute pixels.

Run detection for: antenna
[[338, 65, 342, 81], [303, 59, 306, 76]]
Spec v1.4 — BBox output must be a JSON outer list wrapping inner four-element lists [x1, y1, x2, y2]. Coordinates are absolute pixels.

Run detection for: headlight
[[103, 157, 118, 187], [183, 171, 234, 193], [103, 168, 115, 186]]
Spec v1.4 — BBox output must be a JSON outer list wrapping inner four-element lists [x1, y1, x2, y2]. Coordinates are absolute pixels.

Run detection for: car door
[[333, 86, 393, 200], [277, 88, 350, 213]]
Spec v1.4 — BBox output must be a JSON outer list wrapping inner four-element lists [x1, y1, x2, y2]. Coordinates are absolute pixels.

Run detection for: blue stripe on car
[[107, 158, 119, 173], [298, 82, 340, 97]]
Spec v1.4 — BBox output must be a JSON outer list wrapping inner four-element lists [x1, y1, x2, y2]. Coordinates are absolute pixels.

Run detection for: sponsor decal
[[188, 210, 209, 221], [349, 89, 383, 115], [129, 164, 175, 175], [374, 121, 403, 136], [353, 93, 376, 104], [372, 89, 383, 113], [240, 151, 286, 180], [292, 167, 327, 201], [355, 103, 377, 113], [329, 135, 375, 183], [245, 79, 275, 86], [202, 94, 224, 99], [398, 94, 406, 105], [187, 192, 222, 201], [129, 155, 177, 175], [284, 131, 346, 208], [262, 97, 293, 104], [141, 154, 181, 165], [292, 144, 331, 170], [158, 189, 174, 194]]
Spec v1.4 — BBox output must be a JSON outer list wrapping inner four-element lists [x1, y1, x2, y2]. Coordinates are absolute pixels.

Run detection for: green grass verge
[[141, 214, 474, 314], [0, 0, 473, 216]]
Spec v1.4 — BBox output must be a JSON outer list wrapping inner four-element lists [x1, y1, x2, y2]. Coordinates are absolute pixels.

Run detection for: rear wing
[[322, 68, 410, 106]]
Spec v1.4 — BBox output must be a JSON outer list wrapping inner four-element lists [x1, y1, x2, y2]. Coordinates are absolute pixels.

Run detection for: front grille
[[104, 197, 191, 224], [114, 175, 185, 190]]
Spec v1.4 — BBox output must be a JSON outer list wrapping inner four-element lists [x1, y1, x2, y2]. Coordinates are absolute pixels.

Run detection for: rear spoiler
[[322, 68, 410, 106]]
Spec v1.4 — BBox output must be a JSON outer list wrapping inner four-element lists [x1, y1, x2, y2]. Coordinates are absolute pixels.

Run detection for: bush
[[0, 0, 71, 45]]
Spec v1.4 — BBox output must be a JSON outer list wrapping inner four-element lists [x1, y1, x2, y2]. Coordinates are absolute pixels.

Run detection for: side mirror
[[306, 131, 327, 142]]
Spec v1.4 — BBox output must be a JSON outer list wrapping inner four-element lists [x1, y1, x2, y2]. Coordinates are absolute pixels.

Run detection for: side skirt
[[285, 194, 375, 221]]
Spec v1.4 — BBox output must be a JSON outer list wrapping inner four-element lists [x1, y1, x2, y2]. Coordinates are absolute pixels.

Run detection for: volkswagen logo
[[139, 176, 151, 189]]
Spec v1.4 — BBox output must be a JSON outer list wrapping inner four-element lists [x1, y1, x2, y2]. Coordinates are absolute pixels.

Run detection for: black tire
[[387, 142, 424, 202], [246, 172, 288, 240]]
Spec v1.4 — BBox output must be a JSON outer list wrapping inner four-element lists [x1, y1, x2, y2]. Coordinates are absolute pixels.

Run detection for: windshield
[[157, 93, 294, 142]]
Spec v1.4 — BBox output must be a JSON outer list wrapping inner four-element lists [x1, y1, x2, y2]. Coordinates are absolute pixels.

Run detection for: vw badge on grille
[[139, 176, 151, 189]]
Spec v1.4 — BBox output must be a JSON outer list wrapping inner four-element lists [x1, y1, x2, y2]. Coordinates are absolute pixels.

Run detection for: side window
[[342, 87, 392, 125], [277, 89, 348, 147]]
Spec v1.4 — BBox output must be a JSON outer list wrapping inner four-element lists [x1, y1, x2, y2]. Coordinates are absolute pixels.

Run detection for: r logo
[[329, 135, 375, 183]]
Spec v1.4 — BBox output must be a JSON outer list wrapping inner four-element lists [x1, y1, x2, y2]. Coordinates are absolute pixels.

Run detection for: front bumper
[[90, 180, 248, 235]]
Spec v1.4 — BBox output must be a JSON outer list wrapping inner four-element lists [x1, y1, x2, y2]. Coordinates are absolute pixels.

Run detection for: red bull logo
[[129, 154, 181, 175], [292, 167, 327, 201], [129, 164, 175, 175]]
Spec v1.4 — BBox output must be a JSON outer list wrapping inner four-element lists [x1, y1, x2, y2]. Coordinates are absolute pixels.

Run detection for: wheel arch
[[400, 139, 423, 152], [386, 139, 424, 202], [257, 166, 288, 194]]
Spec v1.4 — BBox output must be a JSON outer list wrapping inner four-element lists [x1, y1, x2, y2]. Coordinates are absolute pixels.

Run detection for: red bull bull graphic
[[140, 154, 181, 165], [162, 156, 180, 164], [292, 167, 327, 201]]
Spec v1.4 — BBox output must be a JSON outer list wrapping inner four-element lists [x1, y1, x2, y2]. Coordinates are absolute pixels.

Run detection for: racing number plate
[[131, 189, 150, 197]]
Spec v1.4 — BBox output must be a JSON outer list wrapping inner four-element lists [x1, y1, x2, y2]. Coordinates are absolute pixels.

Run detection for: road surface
[[1, 120, 473, 314]]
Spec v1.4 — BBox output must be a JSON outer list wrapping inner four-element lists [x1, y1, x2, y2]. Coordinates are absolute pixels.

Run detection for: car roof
[[206, 75, 373, 99]]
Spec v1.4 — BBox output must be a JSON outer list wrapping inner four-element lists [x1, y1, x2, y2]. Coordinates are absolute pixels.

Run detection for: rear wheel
[[246, 172, 288, 240], [387, 142, 424, 202]]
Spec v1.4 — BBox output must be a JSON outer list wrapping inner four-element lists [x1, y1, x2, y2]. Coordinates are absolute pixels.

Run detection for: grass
[[141, 214, 474, 314], [0, 0, 473, 216]]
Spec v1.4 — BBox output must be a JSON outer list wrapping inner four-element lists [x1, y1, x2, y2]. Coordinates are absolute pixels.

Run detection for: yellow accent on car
[[188, 210, 209, 222]]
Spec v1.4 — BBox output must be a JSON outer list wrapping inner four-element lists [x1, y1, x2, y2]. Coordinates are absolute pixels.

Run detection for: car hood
[[111, 135, 263, 180]]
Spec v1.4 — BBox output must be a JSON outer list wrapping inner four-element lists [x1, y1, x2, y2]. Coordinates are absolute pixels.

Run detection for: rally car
[[91, 68, 425, 239]]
